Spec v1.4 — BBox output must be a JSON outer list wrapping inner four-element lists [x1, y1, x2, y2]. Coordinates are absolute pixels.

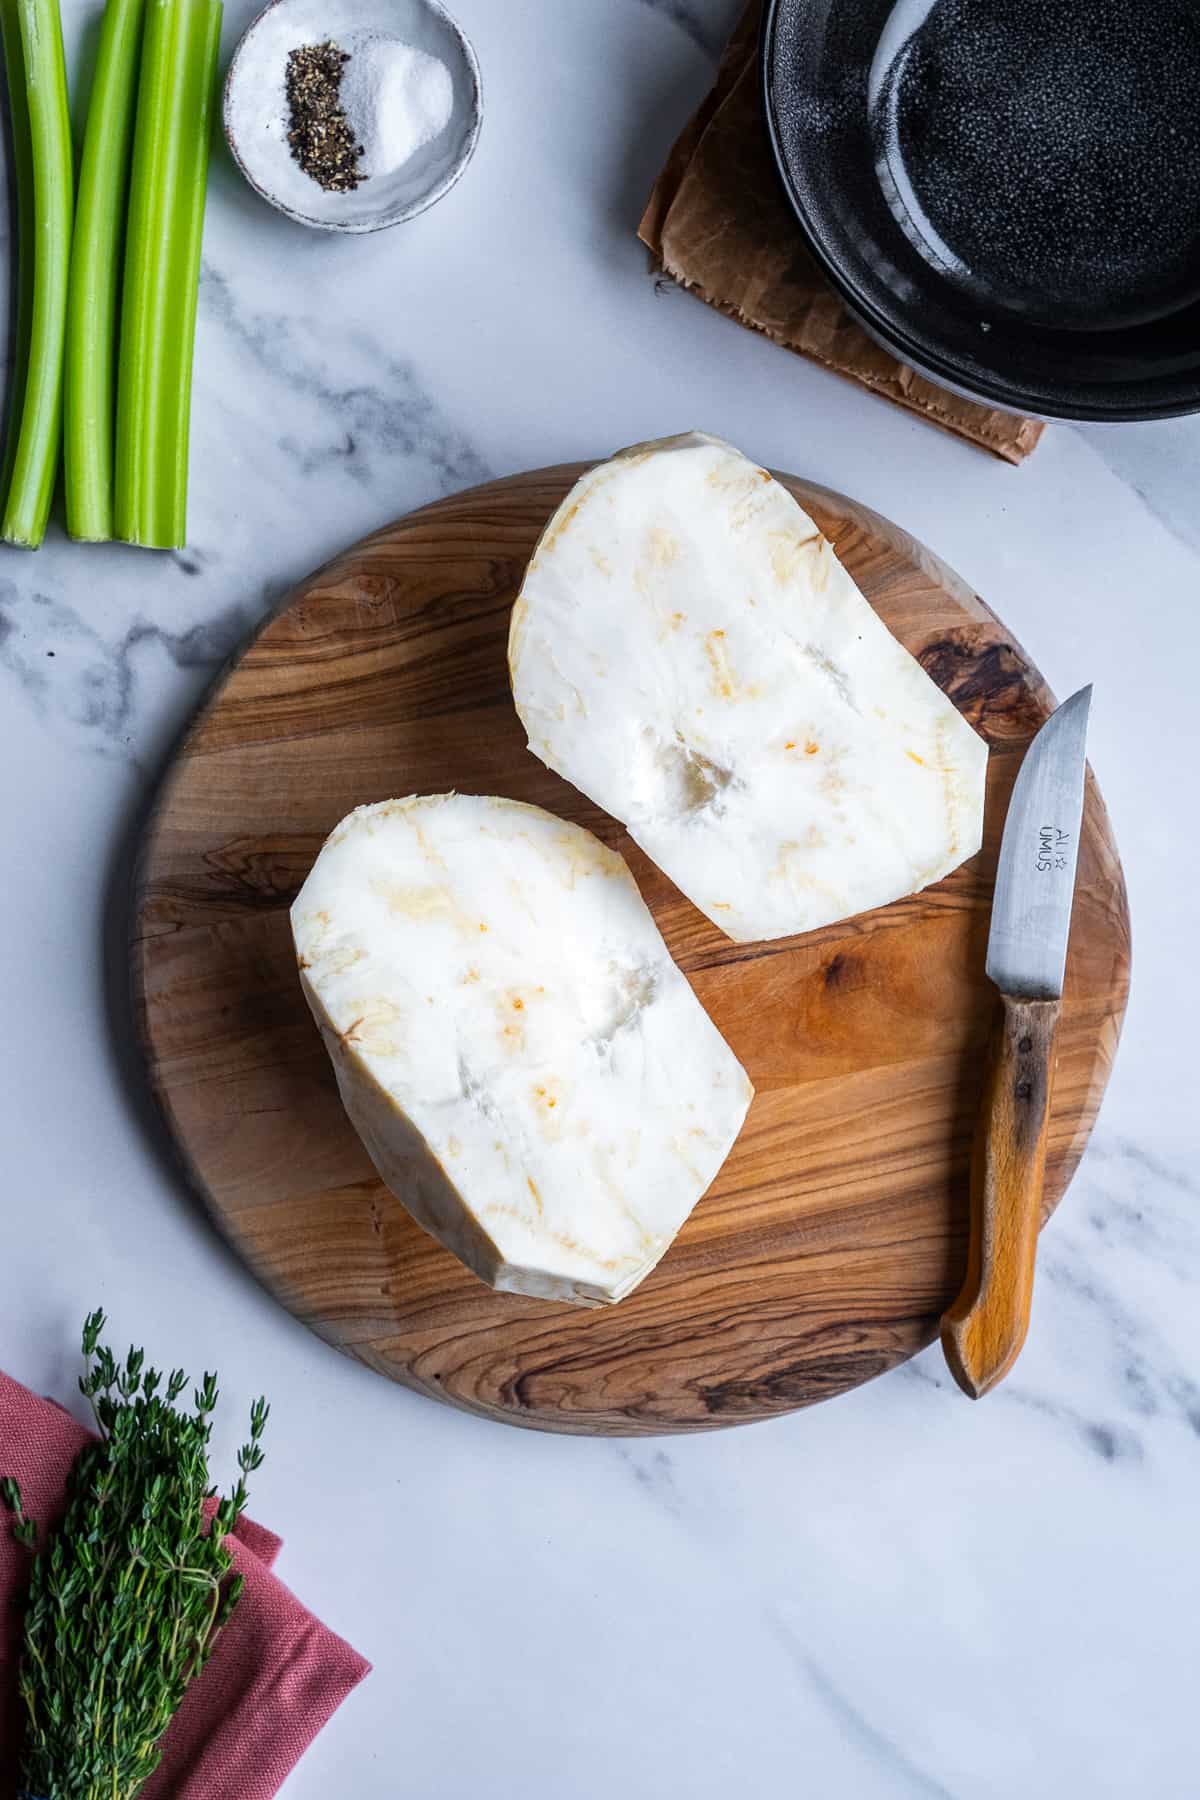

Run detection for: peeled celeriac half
[[509, 432, 988, 944], [292, 795, 753, 1306]]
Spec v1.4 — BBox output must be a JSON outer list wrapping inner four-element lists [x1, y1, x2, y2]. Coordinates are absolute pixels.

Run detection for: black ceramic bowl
[[761, 0, 1200, 420]]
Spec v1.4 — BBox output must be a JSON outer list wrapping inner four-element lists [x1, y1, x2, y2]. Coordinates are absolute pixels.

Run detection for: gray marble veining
[[634, 0, 742, 58], [770, 1615, 960, 1800], [1074, 420, 1200, 557], [0, 579, 251, 761], [199, 261, 493, 494]]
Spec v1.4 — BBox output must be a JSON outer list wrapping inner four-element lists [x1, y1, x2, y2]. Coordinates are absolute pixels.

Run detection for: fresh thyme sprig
[[1, 1309, 269, 1800]]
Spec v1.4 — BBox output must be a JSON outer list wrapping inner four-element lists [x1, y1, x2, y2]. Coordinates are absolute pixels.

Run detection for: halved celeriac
[[509, 432, 988, 944], [292, 795, 753, 1306]]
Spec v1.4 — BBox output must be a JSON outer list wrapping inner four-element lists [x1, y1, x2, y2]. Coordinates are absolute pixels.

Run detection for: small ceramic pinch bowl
[[224, 0, 482, 233]]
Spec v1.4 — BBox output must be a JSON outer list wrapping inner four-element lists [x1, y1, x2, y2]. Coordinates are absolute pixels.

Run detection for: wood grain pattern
[[131, 466, 1131, 1434], [941, 994, 1061, 1399]]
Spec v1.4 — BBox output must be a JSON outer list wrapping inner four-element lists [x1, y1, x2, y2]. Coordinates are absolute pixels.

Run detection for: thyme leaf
[[1, 1310, 269, 1800]]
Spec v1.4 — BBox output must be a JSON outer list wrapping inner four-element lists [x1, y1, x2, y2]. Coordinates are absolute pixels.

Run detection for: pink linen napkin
[[0, 1370, 370, 1799]]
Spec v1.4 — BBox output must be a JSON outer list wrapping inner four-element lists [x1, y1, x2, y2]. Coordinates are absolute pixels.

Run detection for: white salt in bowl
[[224, 0, 482, 232]]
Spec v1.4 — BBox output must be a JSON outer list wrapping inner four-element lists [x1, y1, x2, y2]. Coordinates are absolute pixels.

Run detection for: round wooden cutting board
[[133, 466, 1130, 1434]]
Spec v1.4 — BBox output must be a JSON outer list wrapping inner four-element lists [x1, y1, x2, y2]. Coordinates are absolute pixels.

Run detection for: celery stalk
[[0, 0, 73, 549], [64, 0, 145, 542], [0, 1, 34, 510], [114, 0, 221, 549]]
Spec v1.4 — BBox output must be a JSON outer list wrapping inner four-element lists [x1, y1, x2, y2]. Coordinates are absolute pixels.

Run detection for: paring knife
[[941, 685, 1092, 1399]]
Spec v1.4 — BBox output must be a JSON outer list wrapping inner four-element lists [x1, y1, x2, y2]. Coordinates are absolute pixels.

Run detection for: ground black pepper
[[285, 41, 367, 193]]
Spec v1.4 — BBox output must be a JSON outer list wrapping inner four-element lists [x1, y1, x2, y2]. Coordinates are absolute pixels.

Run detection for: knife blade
[[941, 686, 1092, 1399], [985, 684, 1091, 1000]]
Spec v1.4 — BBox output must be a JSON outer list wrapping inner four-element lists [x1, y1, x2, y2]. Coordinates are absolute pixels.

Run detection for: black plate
[[762, 0, 1200, 420]]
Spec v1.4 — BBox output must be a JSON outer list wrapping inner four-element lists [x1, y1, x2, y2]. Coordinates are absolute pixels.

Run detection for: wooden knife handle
[[940, 994, 1061, 1399]]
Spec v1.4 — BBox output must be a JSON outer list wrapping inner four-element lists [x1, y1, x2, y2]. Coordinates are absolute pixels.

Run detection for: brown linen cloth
[[639, 1, 1044, 464]]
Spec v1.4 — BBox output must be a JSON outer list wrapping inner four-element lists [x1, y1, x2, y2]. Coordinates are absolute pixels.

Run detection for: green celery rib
[[0, 1, 34, 511], [160, 0, 220, 548], [64, 0, 146, 542], [0, 0, 73, 549], [114, 0, 175, 547], [115, 0, 221, 550]]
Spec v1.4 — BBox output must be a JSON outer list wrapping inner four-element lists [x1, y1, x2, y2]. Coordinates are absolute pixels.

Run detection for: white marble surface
[[2, 1, 1199, 1793]]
